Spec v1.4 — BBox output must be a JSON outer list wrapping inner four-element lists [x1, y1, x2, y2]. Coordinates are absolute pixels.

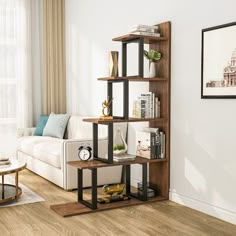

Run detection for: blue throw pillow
[[43, 113, 70, 139], [34, 115, 49, 136]]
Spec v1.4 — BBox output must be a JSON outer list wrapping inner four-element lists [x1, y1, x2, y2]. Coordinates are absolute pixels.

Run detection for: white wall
[[65, 0, 236, 224]]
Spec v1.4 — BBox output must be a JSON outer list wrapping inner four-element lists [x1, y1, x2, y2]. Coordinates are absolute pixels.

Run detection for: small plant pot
[[149, 62, 156, 78]]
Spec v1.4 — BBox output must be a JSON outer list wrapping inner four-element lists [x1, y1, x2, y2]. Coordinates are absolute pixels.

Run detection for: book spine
[[142, 127, 159, 133], [140, 100, 146, 118], [155, 130, 161, 158], [151, 133, 156, 159], [149, 93, 152, 119], [152, 93, 155, 118], [160, 132, 165, 159], [131, 32, 160, 37], [147, 94, 151, 118], [140, 93, 151, 118], [131, 25, 159, 30], [132, 100, 141, 118], [155, 97, 158, 118], [158, 101, 161, 118], [130, 28, 156, 33]]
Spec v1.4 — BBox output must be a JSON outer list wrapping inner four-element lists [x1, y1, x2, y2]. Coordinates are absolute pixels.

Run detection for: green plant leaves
[[144, 49, 161, 62]]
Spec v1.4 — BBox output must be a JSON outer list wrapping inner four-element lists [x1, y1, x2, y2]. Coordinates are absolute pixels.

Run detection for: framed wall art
[[201, 22, 236, 98]]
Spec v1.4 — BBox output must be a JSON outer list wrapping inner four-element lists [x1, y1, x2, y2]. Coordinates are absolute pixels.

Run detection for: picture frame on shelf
[[201, 21, 236, 98]]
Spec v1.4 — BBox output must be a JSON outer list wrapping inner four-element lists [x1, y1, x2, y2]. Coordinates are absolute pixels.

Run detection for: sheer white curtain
[[0, 0, 41, 156]]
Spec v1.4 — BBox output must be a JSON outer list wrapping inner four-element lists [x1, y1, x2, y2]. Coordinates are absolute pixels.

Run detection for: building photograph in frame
[[201, 22, 236, 98]]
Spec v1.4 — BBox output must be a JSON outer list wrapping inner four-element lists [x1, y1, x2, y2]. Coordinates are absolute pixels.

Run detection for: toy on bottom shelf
[[97, 184, 130, 204]]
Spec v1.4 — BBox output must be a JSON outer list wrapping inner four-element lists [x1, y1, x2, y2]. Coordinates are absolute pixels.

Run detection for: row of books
[[129, 24, 160, 37], [136, 127, 165, 159], [0, 157, 11, 165], [132, 92, 160, 119]]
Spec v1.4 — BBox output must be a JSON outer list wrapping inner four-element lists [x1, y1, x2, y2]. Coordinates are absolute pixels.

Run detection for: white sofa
[[17, 116, 127, 190]]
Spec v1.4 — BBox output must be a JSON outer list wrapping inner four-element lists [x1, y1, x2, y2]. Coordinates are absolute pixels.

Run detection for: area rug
[[0, 175, 45, 207]]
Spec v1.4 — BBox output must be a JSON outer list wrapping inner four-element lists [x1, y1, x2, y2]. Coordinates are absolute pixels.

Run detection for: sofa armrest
[[17, 127, 36, 138], [63, 138, 108, 163]]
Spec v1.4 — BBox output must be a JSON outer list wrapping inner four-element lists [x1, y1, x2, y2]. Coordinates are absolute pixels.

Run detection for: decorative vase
[[109, 51, 119, 77], [149, 61, 156, 78], [113, 127, 128, 156]]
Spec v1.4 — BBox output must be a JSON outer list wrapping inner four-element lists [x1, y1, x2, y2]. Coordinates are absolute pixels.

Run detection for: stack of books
[[129, 24, 160, 37], [0, 157, 11, 166], [136, 127, 165, 159], [113, 154, 136, 163], [138, 182, 156, 198], [132, 92, 160, 119]]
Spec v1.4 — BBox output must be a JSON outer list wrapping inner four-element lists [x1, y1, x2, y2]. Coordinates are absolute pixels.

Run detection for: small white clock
[[78, 146, 92, 161]]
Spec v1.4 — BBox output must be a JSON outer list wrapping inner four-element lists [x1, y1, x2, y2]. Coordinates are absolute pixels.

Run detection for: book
[[113, 154, 136, 162], [132, 100, 141, 118], [151, 93, 155, 118], [155, 97, 158, 118], [139, 92, 152, 118], [130, 28, 156, 33], [155, 130, 161, 158], [158, 101, 161, 118], [131, 31, 160, 37], [131, 93, 160, 119], [131, 24, 159, 30], [140, 99, 147, 118], [136, 131, 156, 159], [0, 160, 11, 165], [139, 128, 165, 159], [160, 132, 165, 159], [142, 127, 159, 133]]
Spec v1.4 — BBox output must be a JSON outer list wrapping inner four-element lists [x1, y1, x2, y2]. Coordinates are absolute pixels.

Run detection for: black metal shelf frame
[[76, 35, 151, 211], [76, 162, 148, 210]]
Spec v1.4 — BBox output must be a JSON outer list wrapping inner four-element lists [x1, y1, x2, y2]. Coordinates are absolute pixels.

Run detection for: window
[[0, 1, 17, 133]]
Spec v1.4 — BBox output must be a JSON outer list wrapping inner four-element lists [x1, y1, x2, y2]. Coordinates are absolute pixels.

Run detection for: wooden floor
[[0, 170, 235, 236]]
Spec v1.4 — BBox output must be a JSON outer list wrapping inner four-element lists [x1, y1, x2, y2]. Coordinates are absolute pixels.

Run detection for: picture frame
[[201, 22, 236, 98]]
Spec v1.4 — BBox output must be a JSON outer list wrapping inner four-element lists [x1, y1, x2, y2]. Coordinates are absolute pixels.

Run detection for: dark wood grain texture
[[83, 117, 167, 124], [112, 34, 168, 44], [68, 157, 167, 170], [98, 76, 168, 82], [149, 21, 171, 198], [51, 196, 167, 217]]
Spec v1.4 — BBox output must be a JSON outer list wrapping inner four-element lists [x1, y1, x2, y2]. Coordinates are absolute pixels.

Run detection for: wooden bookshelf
[[83, 117, 167, 124], [51, 195, 167, 217], [98, 76, 168, 82], [51, 21, 171, 217], [112, 34, 168, 44], [68, 156, 167, 170]]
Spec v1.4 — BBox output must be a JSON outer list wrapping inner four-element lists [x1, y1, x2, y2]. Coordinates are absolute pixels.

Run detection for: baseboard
[[169, 190, 236, 225]]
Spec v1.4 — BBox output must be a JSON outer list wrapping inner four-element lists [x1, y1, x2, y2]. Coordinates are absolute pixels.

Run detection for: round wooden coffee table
[[0, 160, 26, 204]]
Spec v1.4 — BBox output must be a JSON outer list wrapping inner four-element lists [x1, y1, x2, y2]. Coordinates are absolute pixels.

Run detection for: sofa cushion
[[18, 136, 55, 156], [33, 141, 63, 169], [34, 115, 49, 136], [43, 113, 70, 139], [18, 136, 63, 169]]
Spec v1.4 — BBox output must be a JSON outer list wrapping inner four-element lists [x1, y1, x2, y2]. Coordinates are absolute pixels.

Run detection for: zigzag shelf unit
[[51, 21, 171, 217]]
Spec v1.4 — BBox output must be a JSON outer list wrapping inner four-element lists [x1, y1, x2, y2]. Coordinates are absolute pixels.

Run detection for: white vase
[[149, 62, 156, 78], [113, 127, 128, 156]]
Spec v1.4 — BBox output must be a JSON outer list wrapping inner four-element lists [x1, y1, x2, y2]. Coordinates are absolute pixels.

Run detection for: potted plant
[[144, 49, 162, 78]]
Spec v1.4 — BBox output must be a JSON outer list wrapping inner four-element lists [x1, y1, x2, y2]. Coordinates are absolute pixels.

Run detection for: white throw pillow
[[43, 113, 70, 139]]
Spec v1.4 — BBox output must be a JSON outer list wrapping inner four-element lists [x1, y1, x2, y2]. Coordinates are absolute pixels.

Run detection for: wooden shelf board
[[83, 117, 167, 124], [68, 156, 167, 170], [98, 76, 167, 82], [112, 34, 168, 44], [51, 195, 167, 217]]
